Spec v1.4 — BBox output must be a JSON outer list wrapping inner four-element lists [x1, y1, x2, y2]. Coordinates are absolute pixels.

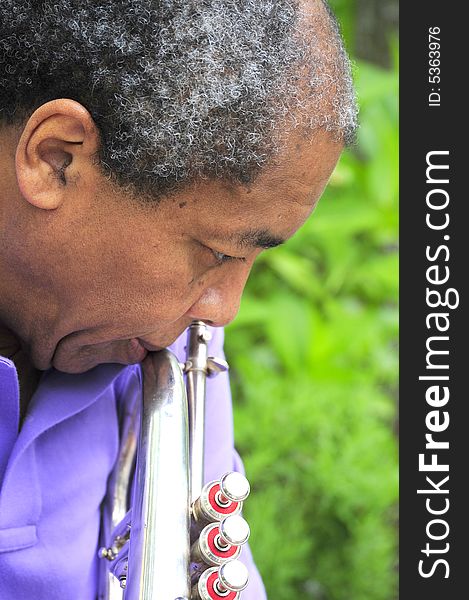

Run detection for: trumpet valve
[[192, 472, 250, 524], [191, 560, 249, 600], [191, 515, 250, 567]]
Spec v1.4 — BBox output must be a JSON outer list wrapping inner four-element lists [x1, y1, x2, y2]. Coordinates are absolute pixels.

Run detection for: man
[[0, 0, 357, 598]]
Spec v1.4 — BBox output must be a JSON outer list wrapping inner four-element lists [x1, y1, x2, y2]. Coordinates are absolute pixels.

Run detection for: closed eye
[[211, 249, 247, 265]]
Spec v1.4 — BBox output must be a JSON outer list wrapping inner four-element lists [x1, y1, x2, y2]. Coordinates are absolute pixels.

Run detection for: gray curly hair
[[0, 0, 357, 199]]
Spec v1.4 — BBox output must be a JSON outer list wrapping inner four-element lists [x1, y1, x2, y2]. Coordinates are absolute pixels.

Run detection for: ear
[[15, 99, 100, 210]]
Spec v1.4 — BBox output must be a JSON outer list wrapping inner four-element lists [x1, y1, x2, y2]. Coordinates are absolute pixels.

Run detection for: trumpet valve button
[[219, 515, 250, 547], [220, 472, 250, 502], [218, 560, 249, 592]]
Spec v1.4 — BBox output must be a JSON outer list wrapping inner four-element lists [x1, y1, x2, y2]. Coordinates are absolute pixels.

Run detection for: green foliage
[[225, 33, 398, 600]]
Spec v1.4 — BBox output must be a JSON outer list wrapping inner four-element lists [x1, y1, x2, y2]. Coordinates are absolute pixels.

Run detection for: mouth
[[49, 325, 184, 374]]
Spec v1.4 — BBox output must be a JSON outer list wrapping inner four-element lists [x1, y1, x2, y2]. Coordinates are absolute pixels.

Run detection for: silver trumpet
[[98, 321, 251, 599]]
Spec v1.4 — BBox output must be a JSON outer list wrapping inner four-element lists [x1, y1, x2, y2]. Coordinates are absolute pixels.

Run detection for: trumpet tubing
[[98, 322, 251, 599]]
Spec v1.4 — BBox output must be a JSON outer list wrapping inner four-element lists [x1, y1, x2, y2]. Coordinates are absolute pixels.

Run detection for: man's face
[[4, 123, 341, 373]]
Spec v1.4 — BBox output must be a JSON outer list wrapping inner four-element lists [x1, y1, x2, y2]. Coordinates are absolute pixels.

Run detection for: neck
[[1, 321, 41, 423], [0, 244, 62, 371]]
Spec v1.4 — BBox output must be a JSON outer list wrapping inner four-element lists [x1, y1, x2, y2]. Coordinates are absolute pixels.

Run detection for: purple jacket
[[0, 326, 266, 599]]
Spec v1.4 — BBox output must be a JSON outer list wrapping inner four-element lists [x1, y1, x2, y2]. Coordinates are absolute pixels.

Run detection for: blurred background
[[225, 1, 398, 599]]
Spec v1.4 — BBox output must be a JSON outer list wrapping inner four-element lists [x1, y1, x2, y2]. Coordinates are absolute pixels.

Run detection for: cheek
[[70, 227, 209, 329], [107, 253, 204, 325]]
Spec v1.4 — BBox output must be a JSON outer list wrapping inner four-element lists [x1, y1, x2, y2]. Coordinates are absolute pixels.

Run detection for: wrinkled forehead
[[142, 128, 343, 244]]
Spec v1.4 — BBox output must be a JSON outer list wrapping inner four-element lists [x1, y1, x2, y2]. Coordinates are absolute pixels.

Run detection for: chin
[[51, 353, 106, 374], [51, 337, 149, 374]]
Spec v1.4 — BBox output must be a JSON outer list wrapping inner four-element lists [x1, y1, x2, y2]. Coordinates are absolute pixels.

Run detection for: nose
[[185, 268, 250, 328], [186, 288, 240, 327]]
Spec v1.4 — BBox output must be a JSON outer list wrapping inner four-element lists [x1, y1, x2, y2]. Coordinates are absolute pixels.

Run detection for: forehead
[[117, 129, 342, 252], [253, 129, 343, 205], [160, 130, 342, 239]]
